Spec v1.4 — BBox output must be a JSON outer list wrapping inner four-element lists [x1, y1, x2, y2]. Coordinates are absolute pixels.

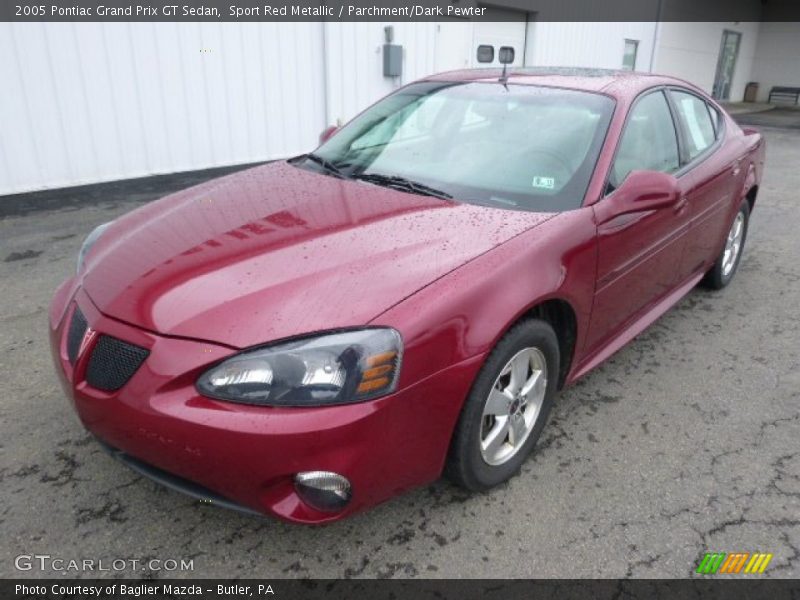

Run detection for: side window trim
[[602, 86, 682, 197], [663, 88, 690, 166], [707, 102, 724, 139], [666, 86, 726, 177]]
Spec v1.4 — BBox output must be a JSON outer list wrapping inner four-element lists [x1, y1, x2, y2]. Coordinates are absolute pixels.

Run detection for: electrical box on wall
[[382, 25, 402, 78], [383, 44, 402, 77]]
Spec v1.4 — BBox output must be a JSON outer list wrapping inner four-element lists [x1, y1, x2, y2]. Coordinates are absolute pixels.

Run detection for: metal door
[[712, 30, 741, 100]]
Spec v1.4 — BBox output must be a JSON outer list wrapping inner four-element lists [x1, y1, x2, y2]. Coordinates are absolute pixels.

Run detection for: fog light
[[294, 471, 352, 512]]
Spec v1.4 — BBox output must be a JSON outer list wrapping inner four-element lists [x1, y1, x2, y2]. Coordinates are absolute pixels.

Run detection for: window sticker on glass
[[532, 176, 555, 190], [680, 98, 707, 151]]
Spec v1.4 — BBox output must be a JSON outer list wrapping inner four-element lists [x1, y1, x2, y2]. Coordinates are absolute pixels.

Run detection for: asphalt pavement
[[1, 111, 798, 579]]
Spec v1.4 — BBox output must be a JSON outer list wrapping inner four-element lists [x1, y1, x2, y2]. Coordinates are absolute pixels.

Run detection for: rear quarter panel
[[741, 126, 766, 198], [701, 111, 766, 266]]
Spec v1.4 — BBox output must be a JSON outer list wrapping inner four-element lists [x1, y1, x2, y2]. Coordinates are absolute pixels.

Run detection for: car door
[[585, 89, 692, 352], [668, 89, 746, 278]]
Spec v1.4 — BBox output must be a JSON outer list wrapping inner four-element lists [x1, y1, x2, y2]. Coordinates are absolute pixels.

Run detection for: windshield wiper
[[302, 153, 346, 179], [353, 173, 452, 200]]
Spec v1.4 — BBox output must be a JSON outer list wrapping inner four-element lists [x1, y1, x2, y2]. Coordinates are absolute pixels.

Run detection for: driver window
[[608, 91, 679, 192]]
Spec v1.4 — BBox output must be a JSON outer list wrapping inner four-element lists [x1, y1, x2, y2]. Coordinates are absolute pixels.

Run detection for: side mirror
[[319, 125, 338, 144], [596, 170, 680, 224]]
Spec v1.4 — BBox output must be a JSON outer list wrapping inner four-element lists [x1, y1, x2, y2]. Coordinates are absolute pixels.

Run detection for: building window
[[476, 45, 494, 64], [622, 39, 638, 71]]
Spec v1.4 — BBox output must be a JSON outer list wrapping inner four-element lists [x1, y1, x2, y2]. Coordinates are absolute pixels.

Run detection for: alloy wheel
[[722, 212, 745, 277], [479, 347, 547, 466]]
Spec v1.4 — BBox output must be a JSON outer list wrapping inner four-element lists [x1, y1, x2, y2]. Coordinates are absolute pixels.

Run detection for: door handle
[[674, 196, 689, 213]]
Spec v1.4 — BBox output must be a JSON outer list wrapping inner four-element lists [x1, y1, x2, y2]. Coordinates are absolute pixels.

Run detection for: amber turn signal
[[357, 349, 399, 395]]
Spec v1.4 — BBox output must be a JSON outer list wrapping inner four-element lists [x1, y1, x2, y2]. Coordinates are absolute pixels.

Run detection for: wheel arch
[[493, 296, 579, 391], [525, 298, 578, 390], [741, 159, 759, 214], [441, 294, 580, 488], [745, 183, 758, 213]]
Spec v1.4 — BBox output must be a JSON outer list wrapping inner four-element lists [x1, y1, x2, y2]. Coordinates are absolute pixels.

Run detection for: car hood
[[83, 161, 552, 349]]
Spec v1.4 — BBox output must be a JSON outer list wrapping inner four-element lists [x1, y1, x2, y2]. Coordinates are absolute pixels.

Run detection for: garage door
[[0, 22, 327, 195], [471, 10, 527, 68]]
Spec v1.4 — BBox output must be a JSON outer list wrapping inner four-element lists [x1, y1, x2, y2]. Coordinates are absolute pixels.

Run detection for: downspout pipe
[[649, 0, 663, 72]]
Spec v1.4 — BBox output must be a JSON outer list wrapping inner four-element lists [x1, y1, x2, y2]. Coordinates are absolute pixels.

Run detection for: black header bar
[[3, 0, 800, 22], [6, 579, 800, 600]]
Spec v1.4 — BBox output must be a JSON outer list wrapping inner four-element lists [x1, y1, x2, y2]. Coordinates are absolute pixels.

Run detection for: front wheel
[[703, 199, 750, 290], [445, 319, 559, 491]]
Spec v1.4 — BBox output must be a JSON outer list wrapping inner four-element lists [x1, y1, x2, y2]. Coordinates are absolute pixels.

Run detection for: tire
[[703, 199, 750, 290], [445, 319, 560, 491]]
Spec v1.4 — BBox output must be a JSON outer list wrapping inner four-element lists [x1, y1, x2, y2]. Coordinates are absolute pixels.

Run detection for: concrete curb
[[721, 102, 777, 116]]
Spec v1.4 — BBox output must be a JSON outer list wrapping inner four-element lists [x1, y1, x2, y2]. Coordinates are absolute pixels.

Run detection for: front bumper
[[49, 280, 482, 523]]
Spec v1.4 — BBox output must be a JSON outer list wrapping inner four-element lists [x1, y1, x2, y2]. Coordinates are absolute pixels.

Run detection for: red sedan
[[49, 68, 765, 523]]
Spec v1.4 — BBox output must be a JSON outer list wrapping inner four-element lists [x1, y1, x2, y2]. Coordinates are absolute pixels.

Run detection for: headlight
[[196, 329, 402, 407], [77, 222, 112, 274]]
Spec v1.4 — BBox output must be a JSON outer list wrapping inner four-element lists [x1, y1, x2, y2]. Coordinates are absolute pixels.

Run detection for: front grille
[[85, 335, 149, 392], [66, 307, 88, 365]]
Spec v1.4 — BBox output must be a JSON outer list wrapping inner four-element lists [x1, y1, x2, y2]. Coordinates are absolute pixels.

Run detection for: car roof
[[423, 67, 701, 98]]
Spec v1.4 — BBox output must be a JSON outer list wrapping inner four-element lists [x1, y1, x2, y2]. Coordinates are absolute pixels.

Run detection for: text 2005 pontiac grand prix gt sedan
[[49, 68, 765, 523]]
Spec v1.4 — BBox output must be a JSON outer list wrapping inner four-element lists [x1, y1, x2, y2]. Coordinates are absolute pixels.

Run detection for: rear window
[[671, 91, 717, 160]]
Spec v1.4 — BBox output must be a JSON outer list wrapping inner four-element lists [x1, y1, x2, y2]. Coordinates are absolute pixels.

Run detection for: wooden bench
[[768, 86, 800, 105]]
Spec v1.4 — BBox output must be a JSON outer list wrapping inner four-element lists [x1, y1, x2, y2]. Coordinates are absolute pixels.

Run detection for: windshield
[[300, 81, 615, 212]]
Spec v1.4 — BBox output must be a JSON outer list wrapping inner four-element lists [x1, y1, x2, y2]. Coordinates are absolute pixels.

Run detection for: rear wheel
[[446, 319, 559, 491], [704, 199, 750, 290]]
